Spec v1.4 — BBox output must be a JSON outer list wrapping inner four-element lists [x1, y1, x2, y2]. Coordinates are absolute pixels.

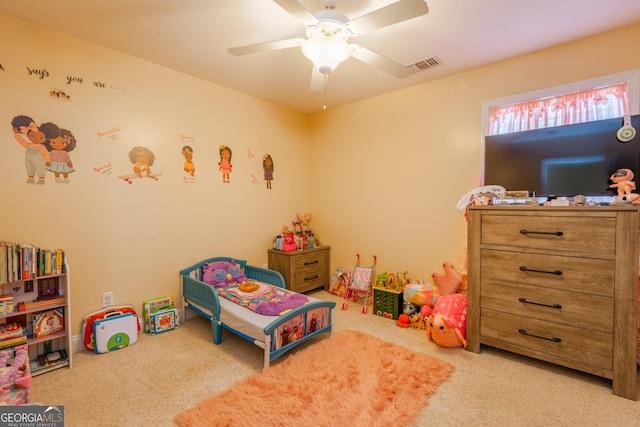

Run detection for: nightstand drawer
[[481, 215, 616, 255], [293, 270, 327, 293], [293, 251, 328, 272], [481, 309, 613, 371], [480, 249, 614, 296], [481, 280, 613, 333]]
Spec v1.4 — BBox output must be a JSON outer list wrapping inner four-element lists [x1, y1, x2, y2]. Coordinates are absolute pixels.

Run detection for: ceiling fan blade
[[273, 0, 319, 26], [228, 38, 305, 56], [310, 67, 325, 92], [347, 0, 429, 35], [350, 44, 412, 78]]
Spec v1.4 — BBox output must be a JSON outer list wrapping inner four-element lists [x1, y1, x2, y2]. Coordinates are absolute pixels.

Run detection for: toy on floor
[[431, 262, 463, 296], [328, 267, 351, 298], [375, 270, 409, 290], [403, 301, 419, 316], [404, 282, 438, 307], [395, 313, 411, 328], [342, 254, 376, 314], [410, 313, 426, 329], [411, 305, 431, 330], [427, 293, 467, 348]]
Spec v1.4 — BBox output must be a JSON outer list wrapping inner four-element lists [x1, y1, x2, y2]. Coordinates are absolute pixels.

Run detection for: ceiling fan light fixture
[[302, 35, 351, 75]]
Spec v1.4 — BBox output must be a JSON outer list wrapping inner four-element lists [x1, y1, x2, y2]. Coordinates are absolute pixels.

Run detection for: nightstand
[[267, 246, 330, 293]]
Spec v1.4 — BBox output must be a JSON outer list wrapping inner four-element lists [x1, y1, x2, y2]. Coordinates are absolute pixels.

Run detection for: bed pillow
[[202, 261, 247, 288]]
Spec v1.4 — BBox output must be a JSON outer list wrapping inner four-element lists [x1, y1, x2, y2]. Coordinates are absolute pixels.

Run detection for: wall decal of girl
[[182, 145, 195, 177], [219, 145, 232, 183], [41, 122, 77, 183], [263, 154, 274, 189], [118, 146, 162, 184]]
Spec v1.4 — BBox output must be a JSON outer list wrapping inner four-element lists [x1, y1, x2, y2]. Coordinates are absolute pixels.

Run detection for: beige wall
[[1, 11, 640, 338], [0, 13, 310, 335], [309, 23, 640, 282]]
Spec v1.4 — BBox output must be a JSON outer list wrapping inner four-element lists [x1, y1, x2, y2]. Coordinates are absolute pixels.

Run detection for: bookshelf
[[0, 243, 72, 376]]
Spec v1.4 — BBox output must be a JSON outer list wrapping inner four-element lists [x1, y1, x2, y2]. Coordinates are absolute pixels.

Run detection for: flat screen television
[[483, 115, 640, 198]]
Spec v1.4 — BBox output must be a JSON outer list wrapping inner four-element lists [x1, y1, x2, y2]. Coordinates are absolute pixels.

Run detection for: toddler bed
[[180, 257, 335, 369]]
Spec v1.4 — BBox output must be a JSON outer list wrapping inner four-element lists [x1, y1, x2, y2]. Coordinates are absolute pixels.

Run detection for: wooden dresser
[[267, 246, 330, 293], [467, 206, 638, 399]]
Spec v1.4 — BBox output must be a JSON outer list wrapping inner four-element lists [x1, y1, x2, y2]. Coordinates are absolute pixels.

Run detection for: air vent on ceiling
[[407, 56, 442, 73]]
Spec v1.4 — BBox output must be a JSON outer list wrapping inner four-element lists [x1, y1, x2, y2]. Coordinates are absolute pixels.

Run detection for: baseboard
[[71, 334, 85, 353]]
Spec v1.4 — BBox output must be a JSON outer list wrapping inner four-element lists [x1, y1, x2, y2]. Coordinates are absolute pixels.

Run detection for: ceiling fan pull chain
[[323, 75, 328, 110]]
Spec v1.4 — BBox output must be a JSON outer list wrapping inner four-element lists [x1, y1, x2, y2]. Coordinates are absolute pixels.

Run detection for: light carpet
[[174, 329, 454, 427]]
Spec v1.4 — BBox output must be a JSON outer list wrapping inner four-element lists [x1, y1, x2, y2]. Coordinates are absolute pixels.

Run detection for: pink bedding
[[217, 282, 309, 316]]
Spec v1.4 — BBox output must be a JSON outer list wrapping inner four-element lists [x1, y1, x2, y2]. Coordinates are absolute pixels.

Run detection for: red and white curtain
[[487, 83, 629, 136]]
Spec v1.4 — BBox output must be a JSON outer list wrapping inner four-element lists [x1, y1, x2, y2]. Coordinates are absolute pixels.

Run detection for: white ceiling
[[2, 0, 640, 114]]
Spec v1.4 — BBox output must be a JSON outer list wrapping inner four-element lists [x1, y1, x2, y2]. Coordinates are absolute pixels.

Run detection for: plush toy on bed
[[202, 261, 247, 288]]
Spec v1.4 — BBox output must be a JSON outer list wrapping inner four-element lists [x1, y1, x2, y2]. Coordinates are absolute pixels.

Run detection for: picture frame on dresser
[[466, 206, 638, 400]]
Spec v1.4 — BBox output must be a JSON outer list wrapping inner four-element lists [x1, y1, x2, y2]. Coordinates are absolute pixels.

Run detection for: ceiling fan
[[228, 0, 430, 92]]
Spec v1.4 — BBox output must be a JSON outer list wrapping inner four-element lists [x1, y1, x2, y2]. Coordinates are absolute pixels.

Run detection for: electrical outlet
[[102, 291, 114, 308]]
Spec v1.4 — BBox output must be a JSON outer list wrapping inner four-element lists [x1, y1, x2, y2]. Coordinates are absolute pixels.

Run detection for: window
[[483, 70, 640, 136]]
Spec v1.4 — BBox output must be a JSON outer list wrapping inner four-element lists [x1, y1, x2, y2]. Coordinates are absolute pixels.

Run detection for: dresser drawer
[[480, 249, 615, 296], [481, 215, 616, 255], [481, 309, 613, 371], [481, 280, 613, 333]]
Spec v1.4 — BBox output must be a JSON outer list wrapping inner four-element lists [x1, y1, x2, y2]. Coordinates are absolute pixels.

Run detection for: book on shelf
[[0, 294, 14, 316], [0, 322, 26, 349], [33, 309, 64, 338], [0, 242, 7, 284], [6, 242, 14, 283], [1, 242, 65, 283]]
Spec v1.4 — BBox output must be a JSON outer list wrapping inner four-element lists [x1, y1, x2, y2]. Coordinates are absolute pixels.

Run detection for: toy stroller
[[341, 254, 376, 314]]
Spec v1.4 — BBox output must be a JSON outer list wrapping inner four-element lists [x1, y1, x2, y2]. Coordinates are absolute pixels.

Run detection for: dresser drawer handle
[[304, 260, 319, 266], [304, 275, 319, 282], [518, 329, 561, 343], [518, 297, 562, 309], [519, 229, 563, 236], [519, 266, 563, 275]]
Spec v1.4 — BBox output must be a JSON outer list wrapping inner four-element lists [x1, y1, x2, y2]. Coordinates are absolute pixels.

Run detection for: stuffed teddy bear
[[426, 293, 467, 348], [202, 261, 247, 288]]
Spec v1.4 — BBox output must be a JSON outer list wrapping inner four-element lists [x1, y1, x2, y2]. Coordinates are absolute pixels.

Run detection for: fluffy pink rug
[[174, 330, 454, 427]]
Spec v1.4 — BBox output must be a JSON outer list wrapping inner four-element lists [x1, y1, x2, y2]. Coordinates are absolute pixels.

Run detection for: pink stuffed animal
[[431, 262, 462, 296], [427, 293, 467, 348]]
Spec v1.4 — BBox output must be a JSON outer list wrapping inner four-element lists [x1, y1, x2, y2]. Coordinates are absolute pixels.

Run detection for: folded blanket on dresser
[[218, 283, 308, 316]]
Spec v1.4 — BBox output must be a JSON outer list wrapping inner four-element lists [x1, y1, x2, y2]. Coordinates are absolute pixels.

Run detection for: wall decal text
[[26, 67, 49, 79]]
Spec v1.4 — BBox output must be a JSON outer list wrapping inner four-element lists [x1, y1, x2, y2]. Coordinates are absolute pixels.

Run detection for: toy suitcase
[[81, 305, 139, 351], [92, 311, 139, 353]]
